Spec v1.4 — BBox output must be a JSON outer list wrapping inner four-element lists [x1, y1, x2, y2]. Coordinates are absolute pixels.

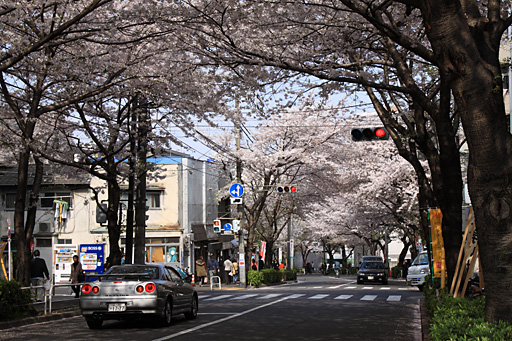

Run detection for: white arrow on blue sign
[[223, 223, 232, 232], [229, 183, 244, 198]]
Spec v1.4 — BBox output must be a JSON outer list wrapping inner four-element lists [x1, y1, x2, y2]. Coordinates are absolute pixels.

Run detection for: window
[[57, 239, 72, 244], [36, 238, 52, 248], [5, 193, 16, 209], [120, 191, 161, 209], [147, 191, 160, 209], [40, 192, 72, 208]]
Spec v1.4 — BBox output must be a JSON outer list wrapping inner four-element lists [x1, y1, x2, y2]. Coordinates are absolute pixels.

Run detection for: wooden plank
[[450, 209, 473, 294]]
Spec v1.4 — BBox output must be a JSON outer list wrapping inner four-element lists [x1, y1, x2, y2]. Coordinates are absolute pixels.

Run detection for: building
[[0, 154, 235, 282]]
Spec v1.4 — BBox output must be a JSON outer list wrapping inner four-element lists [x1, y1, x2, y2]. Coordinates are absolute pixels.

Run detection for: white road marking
[[257, 294, 282, 299], [380, 287, 391, 290], [360, 295, 378, 301], [312, 286, 323, 289], [204, 294, 233, 301], [198, 295, 211, 300], [152, 297, 292, 341], [286, 294, 305, 299], [329, 285, 344, 289], [334, 294, 353, 300], [346, 286, 357, 289], [363, 286, 374, 290], [387, 295, 402, 302], [231, 294, 258, 300], [309, 294, 329, 299]]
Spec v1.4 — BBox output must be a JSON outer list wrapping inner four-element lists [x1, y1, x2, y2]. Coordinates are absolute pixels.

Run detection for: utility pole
[[287, 214, 293, 270], [235, 115, 247, 288]]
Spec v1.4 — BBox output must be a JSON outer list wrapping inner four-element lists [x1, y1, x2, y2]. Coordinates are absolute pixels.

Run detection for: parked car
[[406, 251, 430, 291], [80, 264, 198, 329], [357, 260, 388, 284]]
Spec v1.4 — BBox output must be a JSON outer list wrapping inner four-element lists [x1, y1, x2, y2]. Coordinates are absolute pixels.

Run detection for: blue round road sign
[[229, 183, 244, 198], [224, 223, 232, 232]]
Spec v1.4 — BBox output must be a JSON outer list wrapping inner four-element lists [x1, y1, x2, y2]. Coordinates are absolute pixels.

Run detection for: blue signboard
[[79, 244, 105, 281], [224, 223, 233, 232]]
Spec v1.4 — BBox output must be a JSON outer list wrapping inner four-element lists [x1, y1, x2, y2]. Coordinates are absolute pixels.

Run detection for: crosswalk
[[199, 292, 405, 302]]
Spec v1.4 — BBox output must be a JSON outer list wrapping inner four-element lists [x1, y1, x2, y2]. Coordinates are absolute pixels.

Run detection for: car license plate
[[368, 276, 374, 280], [108, 303, 126, 312]]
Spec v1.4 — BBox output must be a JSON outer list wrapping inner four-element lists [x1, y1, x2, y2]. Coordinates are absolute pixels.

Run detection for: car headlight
[[357, 272, 362, 276], [420, 269, 428, 274]]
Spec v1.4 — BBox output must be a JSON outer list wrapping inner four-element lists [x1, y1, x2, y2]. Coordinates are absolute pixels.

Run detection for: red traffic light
[[351, 127, 389, 141], [213, 219, 221, 226], [290, 186, 297, 192]]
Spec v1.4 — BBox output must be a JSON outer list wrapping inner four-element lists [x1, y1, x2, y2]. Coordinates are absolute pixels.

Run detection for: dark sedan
[[80, 264, 198, 329], [357, 261, 388, 285]]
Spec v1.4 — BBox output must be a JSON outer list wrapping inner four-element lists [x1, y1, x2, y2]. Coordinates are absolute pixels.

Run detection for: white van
[[406, 251, 430, 290]]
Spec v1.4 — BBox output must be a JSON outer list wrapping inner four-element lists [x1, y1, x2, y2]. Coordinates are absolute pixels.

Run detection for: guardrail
[[21, 281, 84, 315]]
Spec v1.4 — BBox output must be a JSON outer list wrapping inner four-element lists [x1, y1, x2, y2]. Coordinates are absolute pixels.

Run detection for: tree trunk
[[14, 149, 31, 285], [421, 0, 512, 322]]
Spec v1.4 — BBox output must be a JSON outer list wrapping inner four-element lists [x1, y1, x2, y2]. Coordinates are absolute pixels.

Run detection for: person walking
[[195, 256, 207, 286], [206, 256, 220, 283], [231, 258, 239, 284], [69, 255, 83, 298], [223, 257, 233, 284], [30, 250, 50, 302]]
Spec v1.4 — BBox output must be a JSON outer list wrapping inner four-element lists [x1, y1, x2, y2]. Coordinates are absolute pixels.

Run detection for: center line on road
[[329, 285, 343, 289], [152, 297, 292, 341]]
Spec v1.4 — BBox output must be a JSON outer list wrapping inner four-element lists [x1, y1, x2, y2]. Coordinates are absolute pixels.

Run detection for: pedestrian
[[272, 259, 279, 270], [206, 256, 220, 283], [30, 249, 50, 302], [121, 254, 126, 264], [195, 256, 207, 286], [251, 258, 258, 270], [232, 258, 239, 284], [279, 261, 285, 270], [223, 257, 233, 284], [259, 258, 264, 270], [306, 262, 312, 274], [69, 255, 83, 298]]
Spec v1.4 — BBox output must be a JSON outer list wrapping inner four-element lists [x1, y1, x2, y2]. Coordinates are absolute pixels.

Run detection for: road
[[1, 275, 423, 341]]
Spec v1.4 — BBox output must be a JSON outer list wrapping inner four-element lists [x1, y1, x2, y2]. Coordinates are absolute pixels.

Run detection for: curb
[[0, 309, 81, 330]]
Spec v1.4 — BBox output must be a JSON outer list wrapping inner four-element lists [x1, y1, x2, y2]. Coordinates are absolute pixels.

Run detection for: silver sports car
[[79, 264, 198, 329]]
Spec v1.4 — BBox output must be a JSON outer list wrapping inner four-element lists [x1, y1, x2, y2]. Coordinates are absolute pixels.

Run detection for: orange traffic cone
[[191, 274, 195, 286]]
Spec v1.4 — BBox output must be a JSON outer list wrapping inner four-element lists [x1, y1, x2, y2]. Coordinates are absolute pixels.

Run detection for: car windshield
[[361, 262, 385, 269], [105, 266, 159, 280], [412, 253, 429, 266]]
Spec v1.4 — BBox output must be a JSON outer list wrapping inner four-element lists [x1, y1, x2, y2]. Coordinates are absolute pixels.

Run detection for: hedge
[[247, 268, 297, 286]]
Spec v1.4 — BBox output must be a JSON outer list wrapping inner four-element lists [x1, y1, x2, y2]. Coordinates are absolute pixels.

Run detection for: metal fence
[[21, 281, 83, 315]]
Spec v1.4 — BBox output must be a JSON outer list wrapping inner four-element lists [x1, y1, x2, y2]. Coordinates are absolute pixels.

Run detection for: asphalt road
[[1, 274, 423, 341]]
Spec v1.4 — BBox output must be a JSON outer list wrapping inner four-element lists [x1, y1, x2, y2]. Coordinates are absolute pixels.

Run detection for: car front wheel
[[184, 295, 198, 320]]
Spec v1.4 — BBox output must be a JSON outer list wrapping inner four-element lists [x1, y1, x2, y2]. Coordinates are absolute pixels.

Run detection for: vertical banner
[[0, 242, 7, 279], [429, 208, 445, 278], [260, 242, 266, 263]]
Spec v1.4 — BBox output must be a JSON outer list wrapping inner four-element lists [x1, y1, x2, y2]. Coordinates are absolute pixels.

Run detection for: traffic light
[[351, 127, 389, 141], [213, 219, 221, 233], [277, 185, 297, 193]]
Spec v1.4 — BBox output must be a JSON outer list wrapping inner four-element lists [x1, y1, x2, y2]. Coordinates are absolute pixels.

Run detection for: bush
[[260, 269, 283, 284], [247, 270, 264, 286], [391, 266, 403, 278], [0, 279, 36, 321], [429, 295, 512, 340], [348, 267, 358, 275], [283, 269, 297, 281]]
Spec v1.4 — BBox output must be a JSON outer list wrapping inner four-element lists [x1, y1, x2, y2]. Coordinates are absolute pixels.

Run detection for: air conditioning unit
[[37, 222, 52, 233]]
